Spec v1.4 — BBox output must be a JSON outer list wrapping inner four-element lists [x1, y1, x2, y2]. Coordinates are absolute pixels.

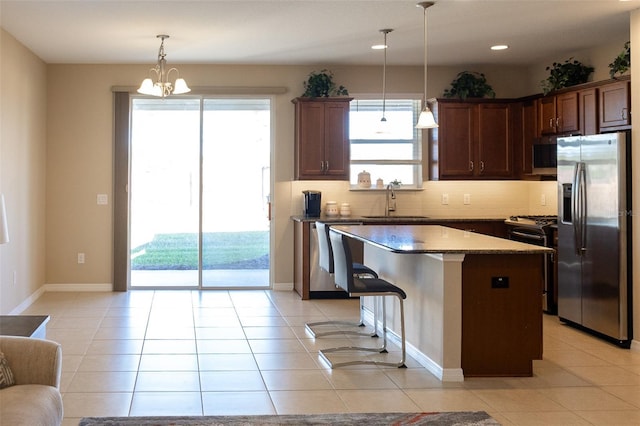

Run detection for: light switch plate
[[441, 194, 449, 205], [97, 194, 108, 205], [463, 194, 471, 205]]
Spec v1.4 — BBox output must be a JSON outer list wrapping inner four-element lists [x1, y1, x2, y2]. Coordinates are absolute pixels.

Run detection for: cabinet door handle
[[556, 117, 560, 127], [320, 161, 325, 172], [622, 108, 628, 120], [549, 118, 554, 128], [469, 161, 474, 171], [325, 161, 329, 171], [480, 161, 485, 173]]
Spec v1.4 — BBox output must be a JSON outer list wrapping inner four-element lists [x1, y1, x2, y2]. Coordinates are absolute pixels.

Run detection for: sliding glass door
[[129, 97, 270, 289], [201, 99, 270, 288]]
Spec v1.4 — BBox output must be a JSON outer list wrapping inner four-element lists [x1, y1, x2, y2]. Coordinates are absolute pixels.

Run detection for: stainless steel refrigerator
[[557, 132, 632, 347]]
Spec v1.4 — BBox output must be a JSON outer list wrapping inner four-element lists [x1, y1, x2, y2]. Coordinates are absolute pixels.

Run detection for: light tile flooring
[[21, 290, 640, 426]]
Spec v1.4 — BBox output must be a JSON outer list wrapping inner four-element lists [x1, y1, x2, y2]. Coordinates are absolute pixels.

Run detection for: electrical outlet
[[441, 193, 449, 205], [77, 253, 85, 264], [97, 194, 108, 205], [541, 193, 547, 206], [463, 194, 471, 205]]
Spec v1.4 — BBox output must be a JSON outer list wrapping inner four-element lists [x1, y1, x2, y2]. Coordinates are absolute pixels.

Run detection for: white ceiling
[[0, 1, 638, 67]]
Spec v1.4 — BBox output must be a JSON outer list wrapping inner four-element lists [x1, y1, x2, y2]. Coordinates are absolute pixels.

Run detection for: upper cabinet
[[578, 88, 598, 136], [512, 98, 537, 177], [436, 100, 513, 180], [538, 91, 579, 136], [599, 80, 631, 130], [293, 97, 352, 180]]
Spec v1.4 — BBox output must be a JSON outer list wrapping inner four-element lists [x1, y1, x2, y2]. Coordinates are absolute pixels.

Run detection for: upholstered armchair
[[0, 335, 63, 426]]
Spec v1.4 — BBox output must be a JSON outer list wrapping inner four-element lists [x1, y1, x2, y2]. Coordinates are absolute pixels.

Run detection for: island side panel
[[461, 253, 544, 377], [293, 220, 310, 299], [363, 244, 465, 381]]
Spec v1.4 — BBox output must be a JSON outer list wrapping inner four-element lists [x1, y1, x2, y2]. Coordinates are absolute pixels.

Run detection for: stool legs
[[305, 296, 380, 338], [318, 293, 406, 369]]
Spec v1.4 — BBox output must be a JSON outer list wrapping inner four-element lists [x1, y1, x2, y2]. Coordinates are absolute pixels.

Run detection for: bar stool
[[319, 229, 407, 368], [305, 222, 379, 339]]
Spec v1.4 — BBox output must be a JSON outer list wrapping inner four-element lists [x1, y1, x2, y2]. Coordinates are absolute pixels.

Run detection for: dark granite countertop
[[291, 215, 508, 223], [331, 224, 554, 254]]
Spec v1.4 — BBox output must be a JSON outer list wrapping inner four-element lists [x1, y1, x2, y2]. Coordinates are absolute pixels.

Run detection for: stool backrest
[[316, 222, 334, 273], [329, 229, 355, 293]]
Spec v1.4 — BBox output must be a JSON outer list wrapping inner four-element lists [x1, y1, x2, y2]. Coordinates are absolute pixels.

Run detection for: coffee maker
[[302, 190, 321, 217]]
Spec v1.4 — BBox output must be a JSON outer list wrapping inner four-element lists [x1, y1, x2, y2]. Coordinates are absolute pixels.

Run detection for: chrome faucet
[[385, 184, 396, 216]]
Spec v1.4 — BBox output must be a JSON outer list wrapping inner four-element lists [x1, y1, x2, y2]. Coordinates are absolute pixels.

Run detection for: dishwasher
[[309, 221, 364, 299]]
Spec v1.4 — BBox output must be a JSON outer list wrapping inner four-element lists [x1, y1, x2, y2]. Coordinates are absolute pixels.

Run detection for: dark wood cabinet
[[538, 91, 579, 135], [438, 102, 475, 179], [599, 80, 631, 130], [514, 99, 537, 176], [429, 78, 628, 182], [579, 88, 598, 136], [437, 100, 513, 180], [293, 97, 352, 180], [462, 253, 543, 376]]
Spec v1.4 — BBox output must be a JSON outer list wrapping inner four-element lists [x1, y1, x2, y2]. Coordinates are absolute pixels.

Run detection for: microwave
[[532, 143, 557, 175]]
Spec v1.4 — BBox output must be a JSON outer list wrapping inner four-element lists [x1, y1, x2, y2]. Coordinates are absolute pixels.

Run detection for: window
[[349, 98, 423, 189]]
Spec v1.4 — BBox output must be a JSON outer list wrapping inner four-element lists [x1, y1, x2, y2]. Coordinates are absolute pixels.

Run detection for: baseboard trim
[[44, 283, 114, 292], [9, 286, 47, 314], [362, 307, 464, 382], [272, 282, 293, 291]]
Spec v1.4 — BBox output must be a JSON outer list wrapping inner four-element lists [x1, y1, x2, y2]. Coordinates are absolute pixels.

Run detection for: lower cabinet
[[462, 253, 544, 376], [293, 220, 365, 300]]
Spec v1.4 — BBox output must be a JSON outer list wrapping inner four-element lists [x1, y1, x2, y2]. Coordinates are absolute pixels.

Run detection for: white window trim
[[349, 93, 424, 190]]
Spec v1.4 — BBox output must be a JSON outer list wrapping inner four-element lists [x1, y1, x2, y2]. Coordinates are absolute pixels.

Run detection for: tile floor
[[20, 290, 640, 426]]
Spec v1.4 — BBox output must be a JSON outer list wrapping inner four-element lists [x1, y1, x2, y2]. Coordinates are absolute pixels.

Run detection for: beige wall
[[0, 23, 634, 320], [43, 62, 533, 293], [0, 30, 48, 313]]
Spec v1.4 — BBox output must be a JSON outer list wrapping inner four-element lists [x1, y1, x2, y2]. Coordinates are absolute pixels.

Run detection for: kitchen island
[[331, 224, 553, 381]]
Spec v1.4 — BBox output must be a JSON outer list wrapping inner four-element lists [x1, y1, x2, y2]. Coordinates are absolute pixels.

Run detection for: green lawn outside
[[131, 232, 269, 270]]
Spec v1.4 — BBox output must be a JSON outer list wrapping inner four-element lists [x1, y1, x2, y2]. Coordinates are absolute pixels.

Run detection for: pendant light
[[416, 2, 438, 129], [138, 35, 190, 98], [374, 29, 393, 133]]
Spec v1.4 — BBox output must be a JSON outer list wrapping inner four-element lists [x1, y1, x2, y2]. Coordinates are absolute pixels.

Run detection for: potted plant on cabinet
[[443, 71, 496, 99], [301, 69, 349, 98], [541, 57, 594, 94], [609, 41, 630, 79]]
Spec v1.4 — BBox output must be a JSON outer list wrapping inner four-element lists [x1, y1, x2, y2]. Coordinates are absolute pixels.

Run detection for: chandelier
[[138, 35, 190, 98]]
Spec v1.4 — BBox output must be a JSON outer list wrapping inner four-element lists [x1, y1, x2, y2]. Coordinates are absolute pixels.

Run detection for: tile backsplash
[[291, 180, 558, 219]]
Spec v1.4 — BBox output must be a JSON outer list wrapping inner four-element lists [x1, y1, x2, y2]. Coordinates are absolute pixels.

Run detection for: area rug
[[79, 411, 499, 425]]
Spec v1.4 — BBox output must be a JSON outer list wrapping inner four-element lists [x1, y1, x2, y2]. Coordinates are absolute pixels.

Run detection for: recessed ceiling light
[[491, 45, 509, 51]]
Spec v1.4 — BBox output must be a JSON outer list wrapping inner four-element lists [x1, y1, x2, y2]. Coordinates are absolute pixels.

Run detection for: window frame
[[348, 94, 424, 190]]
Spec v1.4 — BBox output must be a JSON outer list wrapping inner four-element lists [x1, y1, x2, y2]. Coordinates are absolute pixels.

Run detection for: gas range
[[504, 215, 558, 230]]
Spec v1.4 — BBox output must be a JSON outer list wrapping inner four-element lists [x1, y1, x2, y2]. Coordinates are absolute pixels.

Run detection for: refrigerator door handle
[[578, 162, 587, 253], [571, 162, 581, 255]]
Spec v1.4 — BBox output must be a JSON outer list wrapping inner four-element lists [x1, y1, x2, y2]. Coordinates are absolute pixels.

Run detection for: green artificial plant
[[541, 58, 594, 95], [301, 69, 349, 98], [443, 71, 496, 99], [609, 41, 630, 79]]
